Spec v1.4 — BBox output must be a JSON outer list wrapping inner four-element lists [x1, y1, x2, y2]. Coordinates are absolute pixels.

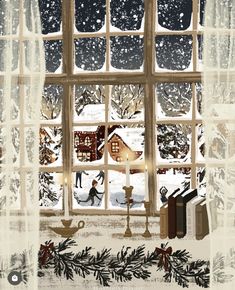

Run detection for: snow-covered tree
[[111, 84, 144, 119], [157, 83, 191, 117], [74, 85, 105, 117], [39, 172, 61, 207], [41, 85, 63, 120], [157, 124, 191, 160]]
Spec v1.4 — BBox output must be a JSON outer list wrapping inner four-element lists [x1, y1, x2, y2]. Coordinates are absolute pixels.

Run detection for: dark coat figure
[[78, 180, 103, 206], [95, 170, 105, 185], [160, 186, 168, 203], [75, 171, 89, 188]]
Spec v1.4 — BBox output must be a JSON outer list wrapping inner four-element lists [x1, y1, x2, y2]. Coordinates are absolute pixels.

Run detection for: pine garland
[[3, 239, 234, 288], [37, 239, 210, 288]]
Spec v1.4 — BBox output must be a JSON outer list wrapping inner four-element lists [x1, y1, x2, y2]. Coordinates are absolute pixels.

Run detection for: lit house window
[[84, 136, 92, 146], [111, 142, 119, 153]]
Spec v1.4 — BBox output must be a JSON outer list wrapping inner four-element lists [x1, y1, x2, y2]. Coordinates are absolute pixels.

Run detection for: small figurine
[[160, 186, 168, 203]]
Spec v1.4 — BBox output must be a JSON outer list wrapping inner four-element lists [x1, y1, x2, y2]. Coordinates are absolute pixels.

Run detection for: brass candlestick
[[123, 186, 133, 237], [142, 201, 152, 238]]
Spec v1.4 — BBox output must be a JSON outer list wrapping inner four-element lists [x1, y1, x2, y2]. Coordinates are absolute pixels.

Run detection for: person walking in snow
[[95, 170, 105, 185], [78, 179, 104, 206], [75, 170, 89, 188]]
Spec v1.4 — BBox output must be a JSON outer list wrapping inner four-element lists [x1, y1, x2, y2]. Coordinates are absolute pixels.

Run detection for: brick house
[[74, 127, 97, 162]]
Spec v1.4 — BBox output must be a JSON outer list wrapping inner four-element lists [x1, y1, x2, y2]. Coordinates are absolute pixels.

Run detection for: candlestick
[[64, 177, 69, 217], [123, 185, 133, 237], [145, 165, 149, 201], [125, 154, 130, 187], [142, 201, 152, 238]]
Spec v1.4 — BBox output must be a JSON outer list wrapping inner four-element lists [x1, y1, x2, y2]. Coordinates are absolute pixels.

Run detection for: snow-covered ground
[[72, 170, 145, 210]]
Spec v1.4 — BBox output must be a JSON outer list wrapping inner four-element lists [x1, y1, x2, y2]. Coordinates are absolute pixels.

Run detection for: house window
[[77, 152, 91, 162], [39, 0, 203, 215], [84, 136, 92, 146], [111, 142, 119, 153], [116, 156, 122, 163], [74, 135, 80, 146]]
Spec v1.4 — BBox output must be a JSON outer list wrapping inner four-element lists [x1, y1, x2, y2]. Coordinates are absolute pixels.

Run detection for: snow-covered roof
[[74, 126, 97, 132], [75, 104, 105, 121], [98, 127, 144, 151]]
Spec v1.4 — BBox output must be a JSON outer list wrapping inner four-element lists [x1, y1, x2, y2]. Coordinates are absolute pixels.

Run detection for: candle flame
[[126, 153, 129, 160], [64, 177, 67, 184], [145, 165, 148, 171]]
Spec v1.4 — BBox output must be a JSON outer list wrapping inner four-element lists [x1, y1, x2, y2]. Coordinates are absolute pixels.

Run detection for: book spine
[[168, 198, 176, 239], [160, 208, 168, 239], [186, 203, 192, 237], [176, 201, 185, 238], [196, 207, 203, 240]]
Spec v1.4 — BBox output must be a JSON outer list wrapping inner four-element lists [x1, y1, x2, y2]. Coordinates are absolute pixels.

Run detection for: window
[[111, 142, 119, 153], [77, 152, 91, 162], [84, 136, 92, 146], [39, 0, 204, 215]]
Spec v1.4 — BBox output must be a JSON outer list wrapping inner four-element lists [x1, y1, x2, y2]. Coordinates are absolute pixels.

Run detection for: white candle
[[64, 177, 69, 217], [125, 154, 130, 187], [145, 165, 149, 201]]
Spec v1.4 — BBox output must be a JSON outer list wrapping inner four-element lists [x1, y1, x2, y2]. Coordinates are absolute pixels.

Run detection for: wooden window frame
[[40, 0, 203, 217]]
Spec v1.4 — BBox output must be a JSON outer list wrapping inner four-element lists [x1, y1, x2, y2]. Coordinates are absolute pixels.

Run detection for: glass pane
[[39, 172, 63, 209], [110, 0, 144, 31], [0, 86, 20, 122], [73, 126, 105, 164], [196, 167, 206, 196], [0, 0, 19, 35], [197, 34, 203, 71], [0, 127, 20, 164], [41, 85, 63, 121], [73, 170, 105, 208], [207, 167, 225, 210], [0, 171, 21, 210], [156, 83, 192, 118], [74, 38, 106, 72], [44, 40, 63, 73], [157, 0, 192, 31], [110, 84, 144, 121], [197, 124, 205, 161], [110, 36, 144, 70], [74, 85, 105, 122], [199, 0, 206, 27], [39, 127, 62, 166], [109, 169, 145, 209], [106, 125, 145, 164], [155, 35, 192, 71], [0, 40, 19, 72], [157, 124, 191, 162], [156, 167, 191, 210], [39, 0, 62, 34], [75, 0, 106, 33], [207, 123, 227, 160], [196, 82, 202, 117]]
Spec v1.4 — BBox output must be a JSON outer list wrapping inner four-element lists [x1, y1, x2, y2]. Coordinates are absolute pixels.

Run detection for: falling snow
[[155, 35, 192, 71], [110, 35, 144, 70]]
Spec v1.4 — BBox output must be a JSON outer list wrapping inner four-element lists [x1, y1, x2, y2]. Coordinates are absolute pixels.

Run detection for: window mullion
[[144, 0, 156, 213]]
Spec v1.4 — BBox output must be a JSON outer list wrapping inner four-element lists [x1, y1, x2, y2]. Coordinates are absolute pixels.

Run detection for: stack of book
[[160, 188, 216, 239]]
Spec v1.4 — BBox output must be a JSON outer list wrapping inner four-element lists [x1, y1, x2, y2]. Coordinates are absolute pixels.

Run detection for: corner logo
[[7, 271, 22, 285]]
